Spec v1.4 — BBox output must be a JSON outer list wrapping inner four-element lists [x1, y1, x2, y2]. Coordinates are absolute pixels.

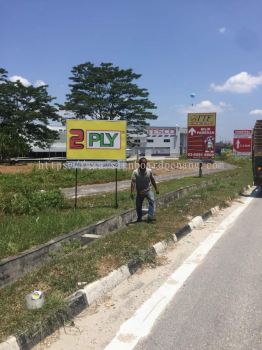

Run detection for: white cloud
[[9, 75, 47, 88], [10, 75, 31, 87], [179, 100, 229, 114], [34, 80, 46, 87], [195, 100, 218, 112], [250, 109, 262, 116], [58, 110, 76, 120], [219, 27, 226, 34], [210, 72, 262, 93]]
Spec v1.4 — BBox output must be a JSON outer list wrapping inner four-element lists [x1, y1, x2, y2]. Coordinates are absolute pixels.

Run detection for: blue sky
[[1, 0, 262, 141]]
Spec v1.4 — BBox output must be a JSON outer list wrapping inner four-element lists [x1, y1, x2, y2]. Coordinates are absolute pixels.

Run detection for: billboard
[[233, 129, 252, 156], [187, 113, 216, 159], [66, 120, 126, 160]]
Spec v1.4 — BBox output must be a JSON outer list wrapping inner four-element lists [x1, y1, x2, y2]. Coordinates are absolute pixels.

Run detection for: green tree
[[0, 68, 60, 160], [62, 62, 158, 137]]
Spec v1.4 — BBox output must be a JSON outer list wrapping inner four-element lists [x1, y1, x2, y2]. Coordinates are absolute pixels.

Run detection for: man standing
[[130, 157, 159, 222]]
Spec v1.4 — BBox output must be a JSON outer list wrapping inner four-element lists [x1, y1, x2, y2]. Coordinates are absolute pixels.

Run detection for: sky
[[1, 0, 262, 142]]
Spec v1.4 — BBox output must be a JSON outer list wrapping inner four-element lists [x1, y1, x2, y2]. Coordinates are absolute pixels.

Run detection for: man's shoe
[[136, 218, 142, 222], [147, 217, 154, 223]]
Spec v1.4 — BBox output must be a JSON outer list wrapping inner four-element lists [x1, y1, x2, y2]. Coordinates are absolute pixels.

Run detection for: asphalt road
[[135, 189, 262, 350], [62, 162, 234, 198]]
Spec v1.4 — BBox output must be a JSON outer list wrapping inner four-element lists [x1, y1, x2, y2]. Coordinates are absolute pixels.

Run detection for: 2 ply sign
[[70, 130, 121, 149], [86, 131, 120, 149], [67, 120, 126, 160]]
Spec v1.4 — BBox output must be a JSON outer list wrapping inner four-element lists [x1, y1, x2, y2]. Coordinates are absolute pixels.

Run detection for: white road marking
[[104, 196, 253, 350]]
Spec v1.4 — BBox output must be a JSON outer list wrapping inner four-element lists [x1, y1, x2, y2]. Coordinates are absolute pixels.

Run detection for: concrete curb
[[81, 265, 131, 305], [0, 337, 19, 350], [1, 184, 252, 349]]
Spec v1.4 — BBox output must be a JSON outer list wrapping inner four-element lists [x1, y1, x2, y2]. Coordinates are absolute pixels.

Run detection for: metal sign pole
[[115, 167, 118, 209], [199, 162, 203, 177], [74, 168, 78, 209]]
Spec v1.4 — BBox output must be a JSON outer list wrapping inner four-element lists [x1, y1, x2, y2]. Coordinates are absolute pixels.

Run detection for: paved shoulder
[[136, 193, 262, 350]]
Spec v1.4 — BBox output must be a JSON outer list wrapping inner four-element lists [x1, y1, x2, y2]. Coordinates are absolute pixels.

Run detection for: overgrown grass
[[0, 167, 132, 193], [0, 159, 252, 342], [0, 160, 198, 215], [0, 162, 248, 260], [0, 158, 222, 193]]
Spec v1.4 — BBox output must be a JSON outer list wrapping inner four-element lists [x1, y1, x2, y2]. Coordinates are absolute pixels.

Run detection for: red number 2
[[69, 129, 84, 149]]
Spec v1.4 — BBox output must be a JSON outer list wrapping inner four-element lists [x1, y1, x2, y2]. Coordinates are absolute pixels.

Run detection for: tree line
[[0, 62, 158, 160]]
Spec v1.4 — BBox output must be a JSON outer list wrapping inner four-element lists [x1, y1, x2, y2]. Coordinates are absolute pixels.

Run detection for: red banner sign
[[233, 138, 251, 153], [233, 130, 252, 154], [187, 113, 216, 159]]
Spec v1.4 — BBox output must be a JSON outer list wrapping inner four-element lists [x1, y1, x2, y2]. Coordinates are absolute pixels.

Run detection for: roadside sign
[[187, 113, 216, 159], [233, 130, 252, 156], [66, 120, 126, 160]]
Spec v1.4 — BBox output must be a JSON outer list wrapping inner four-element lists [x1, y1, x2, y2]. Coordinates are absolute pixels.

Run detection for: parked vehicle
[[252, 120, 262, 186]]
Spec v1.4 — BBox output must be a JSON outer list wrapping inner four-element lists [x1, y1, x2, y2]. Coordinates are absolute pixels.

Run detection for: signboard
[[66, 120, 126, 160], [64, 160, 127, 169], [147, 127, 176, 137], [233, 129, 252, 156], [187, 113, 216, 159]]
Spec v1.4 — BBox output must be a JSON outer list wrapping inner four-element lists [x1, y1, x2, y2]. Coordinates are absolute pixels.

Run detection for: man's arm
[[150, 173, 159, 194], [130, 172, 136, 199]]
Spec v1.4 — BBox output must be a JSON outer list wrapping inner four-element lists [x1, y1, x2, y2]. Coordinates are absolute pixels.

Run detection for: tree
[[0, 68, 60, 160], [62, 62, 158, 138]]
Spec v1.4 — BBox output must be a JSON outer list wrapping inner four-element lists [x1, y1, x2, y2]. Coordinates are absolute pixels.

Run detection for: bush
[[0, 192, 30, 215], [29, 190, 64, 212], [0, 190, 64, 215]]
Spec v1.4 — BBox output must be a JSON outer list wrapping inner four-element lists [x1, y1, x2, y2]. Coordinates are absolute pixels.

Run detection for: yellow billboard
[[188, 113, 216, 126], [66, 120, 127, 160]]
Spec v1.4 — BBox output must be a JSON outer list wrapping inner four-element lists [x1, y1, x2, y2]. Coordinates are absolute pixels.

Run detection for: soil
[[0, 162, 62, 174]]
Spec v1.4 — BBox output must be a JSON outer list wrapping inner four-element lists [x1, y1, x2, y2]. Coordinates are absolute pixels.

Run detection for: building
[[130, 126, 187, 158], [29, 125, 187, 159], [29, 126, 66, 158]]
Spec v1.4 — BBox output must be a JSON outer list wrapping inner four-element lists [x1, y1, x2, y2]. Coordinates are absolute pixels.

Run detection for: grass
[[0, 158, 222, 193], [0, 158, 252, 342], [0, 162, 247, 260], [0, 167, 132, 192]]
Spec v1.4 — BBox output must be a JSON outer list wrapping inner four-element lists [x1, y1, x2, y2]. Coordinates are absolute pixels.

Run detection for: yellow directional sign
[[66, 120, 126, 160], [188, 113, 216, 126]]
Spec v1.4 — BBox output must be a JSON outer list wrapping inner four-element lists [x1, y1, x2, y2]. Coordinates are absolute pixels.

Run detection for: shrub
[[29, 190, 64, 211], [0, 190, 64, 215]]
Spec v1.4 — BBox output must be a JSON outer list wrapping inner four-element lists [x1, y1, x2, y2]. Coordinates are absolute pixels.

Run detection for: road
[[62, 162, 233, 198], [132, 188, 262, 350]]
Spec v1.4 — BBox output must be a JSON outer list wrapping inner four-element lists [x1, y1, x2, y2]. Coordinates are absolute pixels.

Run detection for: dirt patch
[[0, 163, 37, 174], [152, 167, 194, 176], [97, 255, 120, 277], [0, 162, 63, 174]]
